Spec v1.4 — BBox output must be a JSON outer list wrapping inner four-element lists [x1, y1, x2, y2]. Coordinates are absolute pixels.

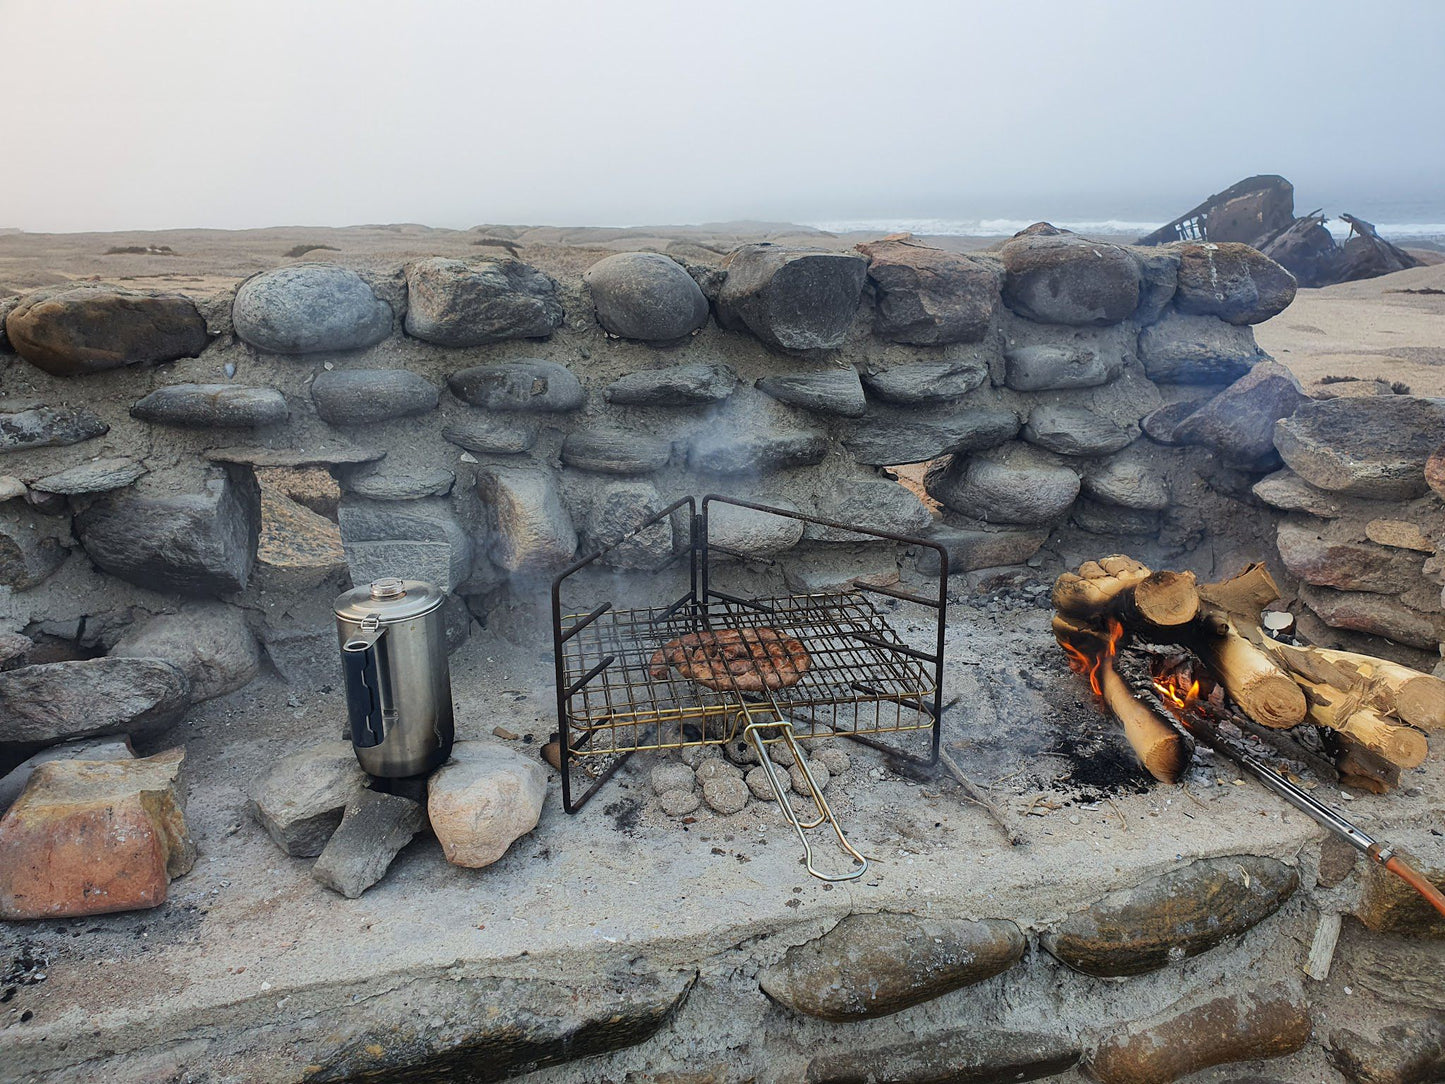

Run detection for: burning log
[[1053, 614, 1192, 784], [1053, 555, 1434, 790]]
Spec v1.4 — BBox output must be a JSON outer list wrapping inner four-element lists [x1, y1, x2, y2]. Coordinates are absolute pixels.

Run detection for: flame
[[1153, 674, 1201, 711], [1060, 617, 1123, 697]]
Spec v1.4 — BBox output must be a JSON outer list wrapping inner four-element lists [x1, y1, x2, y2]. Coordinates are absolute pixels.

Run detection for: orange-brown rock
[[0, 747, 194, 919], [1429, 444, 1445, 502], [1086, 985, 1312, 1084]]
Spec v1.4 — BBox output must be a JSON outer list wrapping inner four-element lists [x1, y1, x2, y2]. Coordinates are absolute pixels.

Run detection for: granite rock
[[475, 466, 577, 574], [759, 912, 1025, 1021], [404, 257, 562, 346], [1000, 226, 1141, 326], [131, 384, 289, 428], [338, 497, 472, 590], [1299, 585, 1445, 650], [428, 741, 547, 868], [0, 657, 189, 758], [687, 426, 828, 475], [1081, 448, 1172, 510], [604, 363, 737, 406], [75, 467, 261, 596], [808, 478, 933, 541], [233, 265, 392, 354], [584, 252, 709, 341], [0, 747, 194, 919], [716, 245, 867, 351], [756, 368, 867, 416], [109, 602, 261, 702], [926, 443, 1080, 525], [585, 481, 675, 570], [1138, 309, 1266, 384], [6, 285, 208, 375], [1277, 518, 1424, 594], [310, 369, 440, 426], [856, 238, 1001, 344], [448, 360, 584, 412], [248, 741, 368, 857], [704, 498, 805, 559], [1173, 242, 1298, 325], [914, 524, 1049, 575]]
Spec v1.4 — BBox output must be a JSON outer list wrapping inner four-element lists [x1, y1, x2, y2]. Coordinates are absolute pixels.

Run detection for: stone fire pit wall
[[3, 225, 1444, 761]]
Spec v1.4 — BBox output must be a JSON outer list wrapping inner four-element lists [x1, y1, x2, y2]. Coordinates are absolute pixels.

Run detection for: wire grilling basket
[[551, 495, 947, 881]]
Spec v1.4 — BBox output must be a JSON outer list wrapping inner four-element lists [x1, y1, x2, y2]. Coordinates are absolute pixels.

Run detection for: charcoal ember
[[790, 761, 830, 795], [694, 759, 742, 783], [649, 761, 695, 795], [816, 747, 851, 775], [657, 789, 700, 817], [702, 774, 748, 815], [746, 766, 777, 801]]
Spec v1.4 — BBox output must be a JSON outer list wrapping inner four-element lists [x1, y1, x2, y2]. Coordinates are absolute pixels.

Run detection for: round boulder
[[926, 442, 1080, 525], [6, 285, 209, 376], [233, 265, 392, 355], [1000, 226, 1141, 326], [1173, 242, 1297, 325], [584, 253, 709, 342]]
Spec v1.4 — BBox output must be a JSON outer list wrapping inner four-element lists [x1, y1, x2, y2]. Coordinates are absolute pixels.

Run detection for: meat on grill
[[649, 627, 811, 693]]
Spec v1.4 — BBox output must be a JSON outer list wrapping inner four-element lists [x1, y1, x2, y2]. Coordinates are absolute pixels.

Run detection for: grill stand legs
[[743, 714, 868, 883]]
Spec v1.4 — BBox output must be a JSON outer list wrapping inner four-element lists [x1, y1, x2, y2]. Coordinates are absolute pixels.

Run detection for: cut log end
[[1242, 672, 1312, 730], [1132, 570, 1200, 628]]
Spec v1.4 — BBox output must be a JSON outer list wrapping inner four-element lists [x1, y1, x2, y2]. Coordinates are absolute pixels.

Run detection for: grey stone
[[447, 360, 584, 412], [561, 427, 672, 474], [109, 602, 261, 703], [310, 369, 440, 426], [75, 467, 261, 596], [337, 498, 472, 590], [702, 774, 748, 814], [926, 443, 1080, 525], [1000, 227, 1141, 326], [232, 265, 391, 355], [687, 426, 828, 475], [584, 481, 675, 570], [0, 295, 17, 353], [842, 405, 1019, 465], [205, 441, 386, 468], [808, 479, 933, 541], [0, 504, 68, 589], [756, 368, 866, 416], [856, 238, 1001, 345], [0, 739, 133, 815], [0, 475, 25, 500], [1172, 361, 1306, 467], [1004, 343, 1120, 391], [604, 362, 737, 406], [1329, 1018, 1445, 1084], [344, 464, 455, 501], [1252, 469, 1355, 518], [248, 741, 368, 857], [0, 658, 190, 756], [716, 245, 867, 351], [704, 498, 805, 558], [1134, 249, 1180, 325], [7, 284, 209, 375], [0, 406, 108, 453], [30, 457, 146, 496], [805, 1031, 1080, 1084], [304, 969, 695, 1084], [1081, 449, 1171, 510], [759, 912, 1026, 1021], [261, 625, 341, 685], [442, 412, 540, 454], [1141, 396, 1213, 444], [1300, 585, 1445, 650], [1277, 518, 1424, 594], [404, 257, 563, 346], [1023, 404, 1135, 456], [694, 758, 741, 783], [1274, 396, 1445, 500], [475, 466, 577, 574], [650, 761, 696, 795], [860, 356, 988, 404], [1174, 242, 1298, 325], [131, 384, 289, 428], [428, 741, 547, 868], [1343, 931, 1445, 1013], [915, 524, 1049, 575], [312, 789, 425, 898], [1138, 309, 1267, 384], [1072, 498, 1162, 536], [583, 252, 709, 341]]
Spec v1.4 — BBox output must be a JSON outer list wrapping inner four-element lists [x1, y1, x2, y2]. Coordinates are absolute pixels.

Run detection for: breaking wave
[[809, 217, 1445, 242]]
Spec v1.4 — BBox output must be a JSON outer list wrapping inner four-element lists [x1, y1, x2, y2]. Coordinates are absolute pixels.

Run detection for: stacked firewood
[[1052, 557, 1443, 792]]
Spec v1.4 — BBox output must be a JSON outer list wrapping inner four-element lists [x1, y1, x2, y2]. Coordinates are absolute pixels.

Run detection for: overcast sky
[[2, 0, 1441, 232]]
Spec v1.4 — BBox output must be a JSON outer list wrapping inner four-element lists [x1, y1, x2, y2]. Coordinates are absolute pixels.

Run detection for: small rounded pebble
[[790, 761, 830, 796], [681, 744, 720, 768], [763, 740, 795, 767], [722, 737, 759, 765], [746, 766, 778, 801], [696, 758, 742, 783], [541, 741, 562, 770], [703, 775, 749, 815], [816, 747, 850, 775], [650, 761, 696, 796], [658, 789, 701, 817]]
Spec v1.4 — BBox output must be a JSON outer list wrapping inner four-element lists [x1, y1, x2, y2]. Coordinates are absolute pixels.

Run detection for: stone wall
[[2, 224, 1443, 764]]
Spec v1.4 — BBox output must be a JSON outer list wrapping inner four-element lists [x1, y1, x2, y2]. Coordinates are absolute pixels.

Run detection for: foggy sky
[[2, 0, 1441, 232]]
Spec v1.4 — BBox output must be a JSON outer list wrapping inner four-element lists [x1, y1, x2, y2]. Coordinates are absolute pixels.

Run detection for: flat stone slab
[[759, 912, 1025, 1020], [29, 457, 146, 495], [0, 657, 191, 756], [806, 1029, 1079, 1084], [312, 789, 425, 899], [131, 384, 289, 429], [205, 442, 387, 467], [1040, 854, 1299, 977], [756, 367, 867, 416], [604, 362, 737, 406], [1274, 395, 1445, 500], [860, 356, 988, 404], [448, 360, 584, 412], [0, 406, 108, 452]]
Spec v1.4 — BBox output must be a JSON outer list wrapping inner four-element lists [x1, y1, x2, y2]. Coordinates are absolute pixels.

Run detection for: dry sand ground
[[1, 221, 1440, 396]]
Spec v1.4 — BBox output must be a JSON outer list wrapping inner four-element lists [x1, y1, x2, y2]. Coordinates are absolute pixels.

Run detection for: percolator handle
[[342, 624, 387, 748]]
